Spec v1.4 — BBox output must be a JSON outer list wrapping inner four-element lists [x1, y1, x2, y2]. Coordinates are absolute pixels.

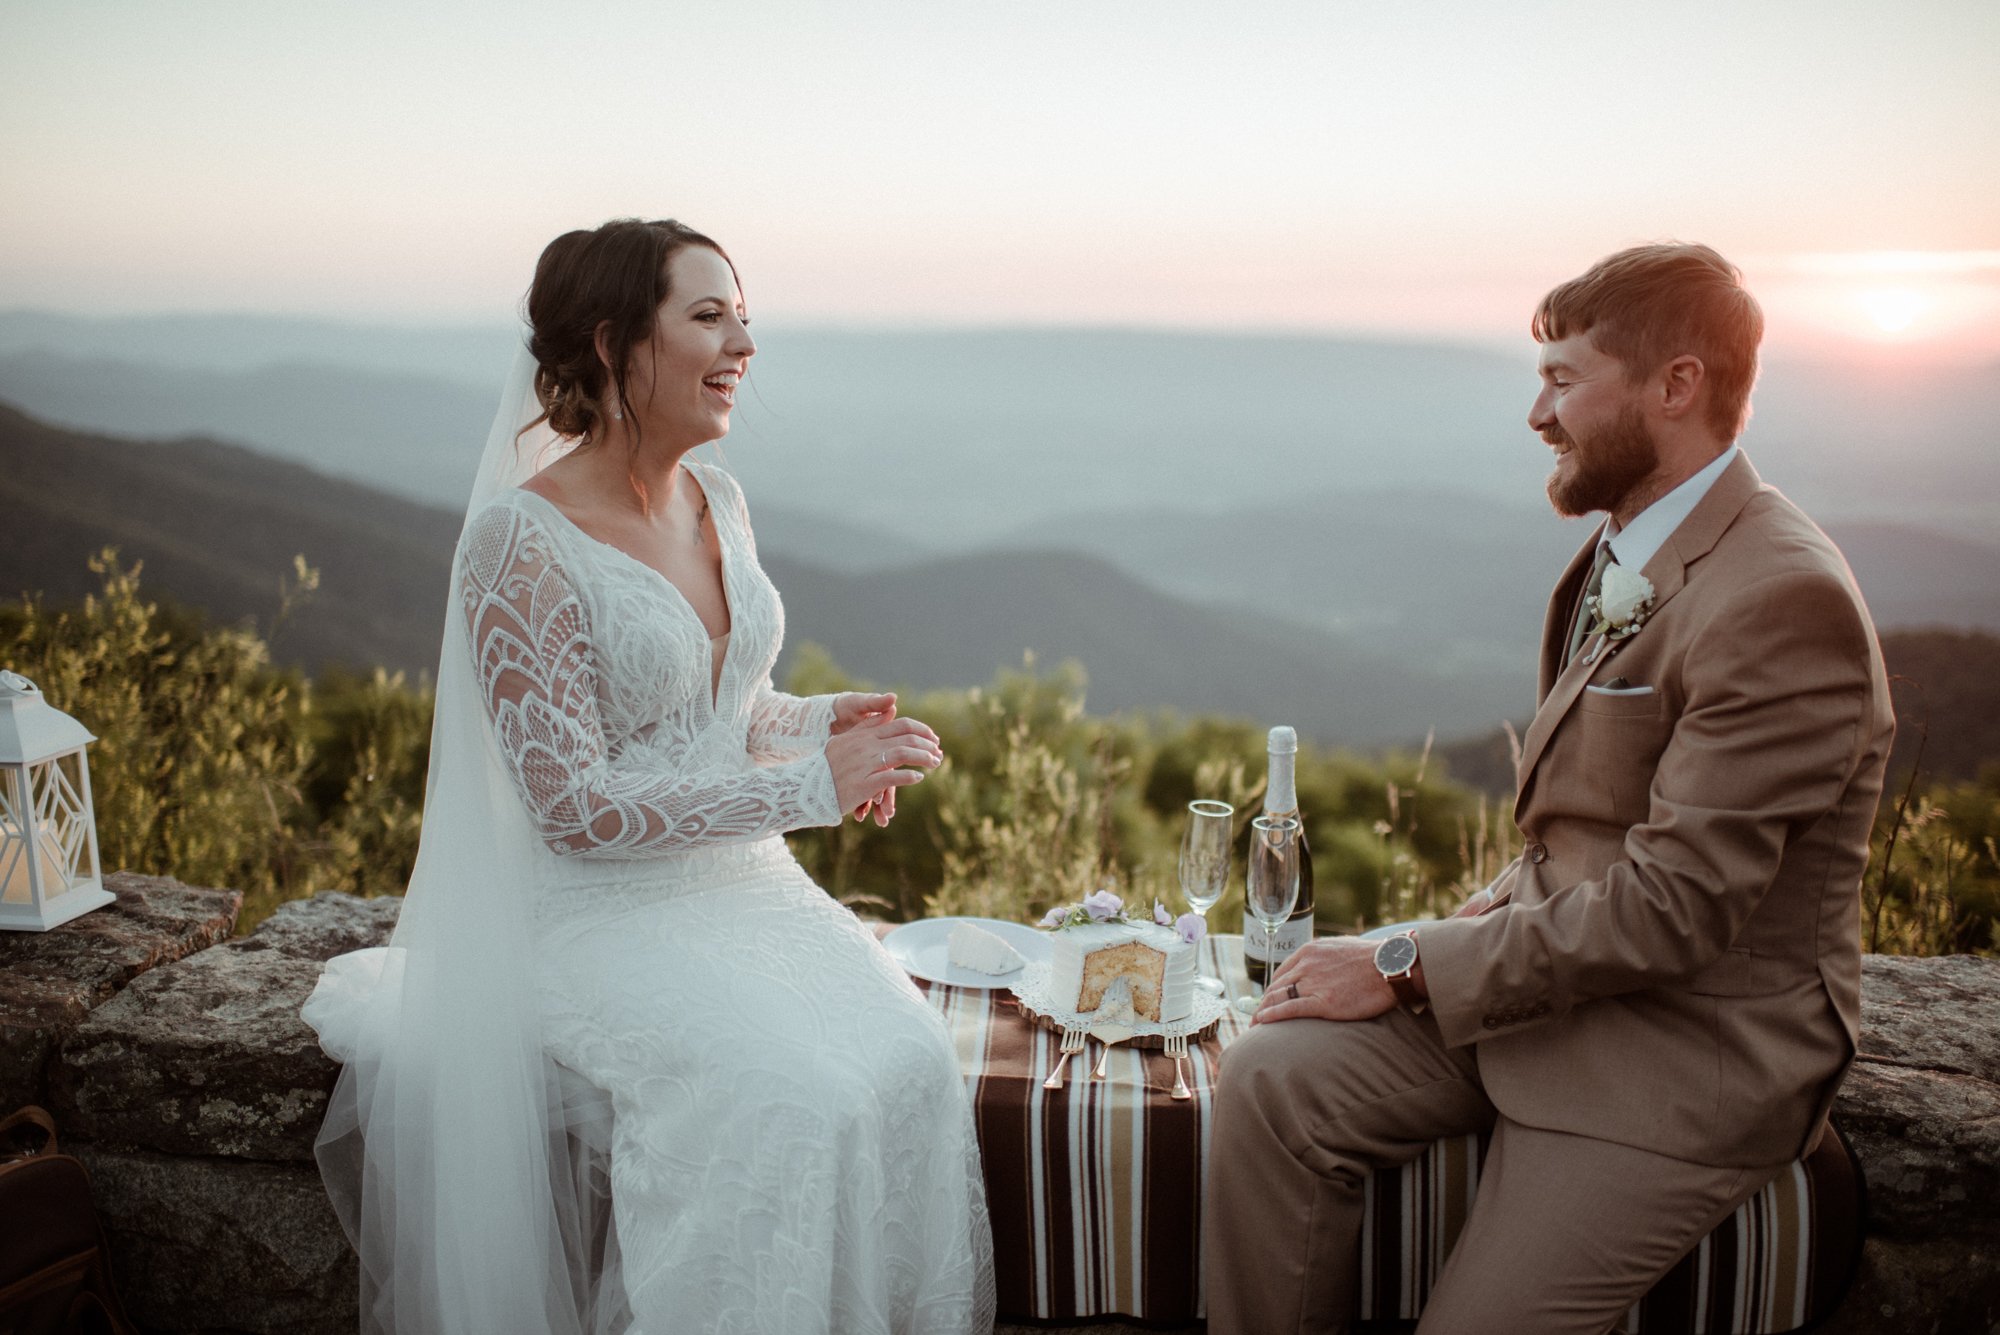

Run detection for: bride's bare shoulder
[[519, 465, 570, 507], [520, 454, 628, 529]]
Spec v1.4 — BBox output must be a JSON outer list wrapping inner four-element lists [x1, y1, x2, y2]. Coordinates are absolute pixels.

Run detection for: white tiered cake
[[1047, 919, 1196, 1024]]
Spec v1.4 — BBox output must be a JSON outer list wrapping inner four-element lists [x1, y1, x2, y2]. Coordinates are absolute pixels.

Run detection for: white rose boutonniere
[[1585, 563, 1656, 653]]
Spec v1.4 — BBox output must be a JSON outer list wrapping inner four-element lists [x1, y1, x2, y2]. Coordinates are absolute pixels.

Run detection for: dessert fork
[[1090, 1023, 1135, 1080], [1165, 1032, 1192, 1101], [1043, 1026, 1087, 1090]]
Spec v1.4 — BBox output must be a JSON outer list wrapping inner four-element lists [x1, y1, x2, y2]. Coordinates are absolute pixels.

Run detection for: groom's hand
[[1252, 938, 1400, 1025]]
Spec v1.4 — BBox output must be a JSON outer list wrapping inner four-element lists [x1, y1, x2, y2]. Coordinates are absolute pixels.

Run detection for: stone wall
[[2, 876, 396, 1334], [1819, 954, 2000, 1334], [4, 876, 1997, 1334]]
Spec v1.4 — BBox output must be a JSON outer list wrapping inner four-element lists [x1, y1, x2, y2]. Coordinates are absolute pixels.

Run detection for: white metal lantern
[[0, 670, 112, 931]]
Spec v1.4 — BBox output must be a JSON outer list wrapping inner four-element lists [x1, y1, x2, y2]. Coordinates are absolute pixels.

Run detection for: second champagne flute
[[1239, 815, 1301, 1012], [1179, 799, 1233, 996]]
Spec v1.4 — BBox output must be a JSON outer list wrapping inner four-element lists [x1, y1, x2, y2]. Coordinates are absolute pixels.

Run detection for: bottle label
[[1242, 914, 1313, 963]]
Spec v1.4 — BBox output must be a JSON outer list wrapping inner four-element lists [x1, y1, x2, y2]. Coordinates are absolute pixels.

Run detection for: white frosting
[[1046, 919, 1195, 1023], [946, 921, 1025, 975]]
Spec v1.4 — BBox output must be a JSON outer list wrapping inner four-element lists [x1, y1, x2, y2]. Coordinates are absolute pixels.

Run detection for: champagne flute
[[1179, 799, 1233, 996], [1238, 815, 1301, 1013]]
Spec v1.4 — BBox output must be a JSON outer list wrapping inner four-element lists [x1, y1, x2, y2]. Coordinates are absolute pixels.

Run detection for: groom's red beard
[[1543, 403, 1660, 518]]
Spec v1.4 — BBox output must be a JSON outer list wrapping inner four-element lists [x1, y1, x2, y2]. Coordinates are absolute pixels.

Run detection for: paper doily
[[1007, 961, 1229, 1045]]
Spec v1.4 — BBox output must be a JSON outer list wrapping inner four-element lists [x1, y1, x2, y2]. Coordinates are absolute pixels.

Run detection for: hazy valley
[[3, 311, 1997, 755]]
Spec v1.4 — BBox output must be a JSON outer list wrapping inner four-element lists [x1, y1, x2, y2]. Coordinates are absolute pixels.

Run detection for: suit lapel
[[1513, 453, 1767, 809]]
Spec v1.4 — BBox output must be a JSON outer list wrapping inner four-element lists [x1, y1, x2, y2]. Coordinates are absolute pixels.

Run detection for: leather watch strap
[[1374, 930, 1428, 1015]]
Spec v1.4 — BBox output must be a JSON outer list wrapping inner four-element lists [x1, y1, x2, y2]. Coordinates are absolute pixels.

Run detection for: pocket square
[[1586, 681, 1655, 697]]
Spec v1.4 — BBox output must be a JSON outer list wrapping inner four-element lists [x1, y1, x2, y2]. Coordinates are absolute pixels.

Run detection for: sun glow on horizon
[[1856, 285, 1931, 335], [1751, 250, 2000, 357]]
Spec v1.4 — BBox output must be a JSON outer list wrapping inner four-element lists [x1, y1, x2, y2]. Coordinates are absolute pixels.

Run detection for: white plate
[[882, 916, 1050, 989]]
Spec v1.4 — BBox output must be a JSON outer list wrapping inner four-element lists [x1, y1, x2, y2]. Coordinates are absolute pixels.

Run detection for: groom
[[1204, 243, 1894, 1334]]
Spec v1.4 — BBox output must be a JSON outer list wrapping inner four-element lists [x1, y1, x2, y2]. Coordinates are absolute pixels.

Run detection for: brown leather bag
[[0, 1107, 138, 1335]]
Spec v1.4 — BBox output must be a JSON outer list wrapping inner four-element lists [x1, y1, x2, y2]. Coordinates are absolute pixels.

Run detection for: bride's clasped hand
[[826, 690, 943, 826]]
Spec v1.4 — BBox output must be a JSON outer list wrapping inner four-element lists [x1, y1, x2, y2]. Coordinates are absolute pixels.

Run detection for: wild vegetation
[[2, 553, 1992, 954]]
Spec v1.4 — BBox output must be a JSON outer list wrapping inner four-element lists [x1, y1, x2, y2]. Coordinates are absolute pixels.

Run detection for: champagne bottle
[[1243, 725, 1315, 989]]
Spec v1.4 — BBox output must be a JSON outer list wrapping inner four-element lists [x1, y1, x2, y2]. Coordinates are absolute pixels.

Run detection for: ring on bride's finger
[[879, 751, 888, 768], [1287, 982, 1301, 1002]]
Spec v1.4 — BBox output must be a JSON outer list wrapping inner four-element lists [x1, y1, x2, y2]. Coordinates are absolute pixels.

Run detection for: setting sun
[[1754, 251, 2000, 358], [1856, 285, 1931, 334]]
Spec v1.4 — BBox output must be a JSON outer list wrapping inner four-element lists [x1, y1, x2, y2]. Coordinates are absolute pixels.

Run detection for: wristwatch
[[1373, 931, 1427, 1014]]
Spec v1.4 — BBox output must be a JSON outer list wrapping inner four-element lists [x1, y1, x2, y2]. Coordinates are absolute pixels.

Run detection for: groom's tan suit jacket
[[1419, 453, 1894, 1168]]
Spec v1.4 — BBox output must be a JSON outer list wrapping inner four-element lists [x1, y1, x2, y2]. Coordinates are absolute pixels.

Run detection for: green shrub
[[1, 552, 310, 910], [0, 553, 429, 930], [5, 556, 1990, 956], [1865, 765, 2000, 955]]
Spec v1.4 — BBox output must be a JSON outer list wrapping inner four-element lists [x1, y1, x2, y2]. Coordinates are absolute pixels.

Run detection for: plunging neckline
[[512, 467, 738, 711]]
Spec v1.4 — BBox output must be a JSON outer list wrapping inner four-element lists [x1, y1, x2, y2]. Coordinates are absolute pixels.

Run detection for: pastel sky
[[3, 0, 1996, 358]]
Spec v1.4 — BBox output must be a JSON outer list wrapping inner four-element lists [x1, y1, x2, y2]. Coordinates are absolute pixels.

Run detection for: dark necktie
[[1565, 543, 1615, 666]]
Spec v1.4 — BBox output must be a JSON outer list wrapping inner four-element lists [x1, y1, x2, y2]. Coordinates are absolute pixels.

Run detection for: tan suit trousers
[[1204, 1010, 1782, 1335]]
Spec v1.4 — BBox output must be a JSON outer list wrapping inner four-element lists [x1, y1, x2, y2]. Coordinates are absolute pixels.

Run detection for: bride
[[302, 218, 995, 1333]]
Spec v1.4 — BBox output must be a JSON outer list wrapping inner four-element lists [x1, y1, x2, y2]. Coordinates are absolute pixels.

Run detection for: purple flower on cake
[[1174, 913, 1206, 946], [1153, 900, 1174, 926], [1039, 906, 1069, 929], [1082, 889, 1124, 922]]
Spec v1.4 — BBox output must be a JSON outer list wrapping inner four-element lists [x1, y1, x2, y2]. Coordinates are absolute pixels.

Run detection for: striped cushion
[[1357, 1123, 1862, 1334]]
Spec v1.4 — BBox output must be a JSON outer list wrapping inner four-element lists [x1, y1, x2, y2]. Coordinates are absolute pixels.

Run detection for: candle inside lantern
[[0, 816, 69, 904]]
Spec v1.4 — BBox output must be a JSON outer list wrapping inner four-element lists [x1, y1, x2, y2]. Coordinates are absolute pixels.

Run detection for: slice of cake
[[1043, 911, 1196, 1024], [947, 921, 1025, 975]]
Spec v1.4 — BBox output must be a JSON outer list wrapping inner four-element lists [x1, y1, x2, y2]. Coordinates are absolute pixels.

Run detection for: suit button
[[1527, 842, 1548, 864], [1482, 1017, 1501, 1030]]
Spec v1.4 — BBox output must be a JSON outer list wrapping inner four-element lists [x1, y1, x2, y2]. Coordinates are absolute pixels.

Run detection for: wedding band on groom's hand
[[1287, 983, 1300, 1002]]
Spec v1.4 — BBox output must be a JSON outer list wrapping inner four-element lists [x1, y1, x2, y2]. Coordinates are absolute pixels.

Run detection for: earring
[[611, 405, 623, 421]]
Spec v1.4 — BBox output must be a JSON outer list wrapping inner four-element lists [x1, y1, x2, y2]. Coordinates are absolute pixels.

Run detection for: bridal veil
[[302, 343, 617, 1333]]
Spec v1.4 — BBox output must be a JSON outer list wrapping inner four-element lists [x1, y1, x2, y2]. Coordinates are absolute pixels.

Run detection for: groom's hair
[[1532, 242, 1763, 442]]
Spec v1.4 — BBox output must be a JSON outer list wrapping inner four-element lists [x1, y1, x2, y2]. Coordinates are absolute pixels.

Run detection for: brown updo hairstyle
[[524, 216, 733, 448]]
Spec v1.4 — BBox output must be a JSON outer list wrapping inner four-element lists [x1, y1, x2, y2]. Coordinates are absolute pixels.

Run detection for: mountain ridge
[[6, 396, 1996, 753], [0, 401, 1485, 742]]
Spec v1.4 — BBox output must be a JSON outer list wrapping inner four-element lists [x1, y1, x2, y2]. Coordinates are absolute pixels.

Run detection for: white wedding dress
[[308, 456, 994, 1334]]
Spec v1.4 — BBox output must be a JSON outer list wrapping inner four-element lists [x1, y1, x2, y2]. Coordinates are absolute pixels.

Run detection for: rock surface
[[0, 873, 239, 1106], [1815, 1234, 2000, 1335], [1838, 953, 2000, 1243], [54, 946, 342, 1161], [1855, 952, 2000, 1083], [241, 892, 401, 963], [77, 1145, 358, 1335], [52, 891, 400, 1163], [1815, 953, 2000, 1334]]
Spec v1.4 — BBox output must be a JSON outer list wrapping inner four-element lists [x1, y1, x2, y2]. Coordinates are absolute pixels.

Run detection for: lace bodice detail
[[458, 461, 841, 858]]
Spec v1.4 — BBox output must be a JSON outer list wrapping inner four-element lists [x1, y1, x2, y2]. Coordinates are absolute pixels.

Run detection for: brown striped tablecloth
[[916, 933, 1860, 1331], [914, 933, 1254, 1323]]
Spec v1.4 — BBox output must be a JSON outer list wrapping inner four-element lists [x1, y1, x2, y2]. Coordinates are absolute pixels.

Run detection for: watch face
[[1375, 933, 1418, 976]]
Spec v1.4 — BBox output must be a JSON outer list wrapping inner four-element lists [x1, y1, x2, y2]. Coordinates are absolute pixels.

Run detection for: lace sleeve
[[459, 502, 842, 858], [746, 683, 837, 763]]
